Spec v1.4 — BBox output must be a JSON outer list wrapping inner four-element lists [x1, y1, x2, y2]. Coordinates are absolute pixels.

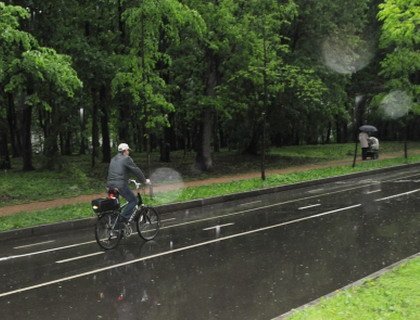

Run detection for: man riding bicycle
[[107, 143, 150, 223]]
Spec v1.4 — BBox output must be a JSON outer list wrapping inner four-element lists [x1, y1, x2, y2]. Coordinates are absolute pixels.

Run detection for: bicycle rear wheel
[[137, 207, 160, 241], [95, 211, 122, 250]]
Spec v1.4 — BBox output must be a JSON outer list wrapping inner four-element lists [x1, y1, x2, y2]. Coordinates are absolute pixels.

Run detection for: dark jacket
[[107, 153, 146, 188]]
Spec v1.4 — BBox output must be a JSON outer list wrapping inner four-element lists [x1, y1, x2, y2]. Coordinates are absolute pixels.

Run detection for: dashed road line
[[203, 223, 235, 231], [0, 204, 361, 298], [298, 204, 321, 210], [239, 201, 262, 206], [14, 240, 56, 250], [365, 189, 382, 194], [55, 252, 104, 264], [375, 189, 420, 202]]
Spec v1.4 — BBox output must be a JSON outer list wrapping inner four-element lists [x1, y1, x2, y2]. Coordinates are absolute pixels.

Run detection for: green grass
[[0, 203, 91, 232], [1, 153, 419, 232], [286, 256, 420, 320], [1, 141, 419, 207], [150, 154, 420, 204], [270, 141, 419, 160], [0, 158, 106, 206]]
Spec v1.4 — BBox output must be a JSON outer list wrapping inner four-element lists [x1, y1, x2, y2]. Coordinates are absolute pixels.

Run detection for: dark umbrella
[[359, 125, 378, 132]]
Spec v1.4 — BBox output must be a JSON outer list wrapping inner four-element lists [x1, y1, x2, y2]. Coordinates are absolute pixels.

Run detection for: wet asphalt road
[[0, 166, 419, 319]]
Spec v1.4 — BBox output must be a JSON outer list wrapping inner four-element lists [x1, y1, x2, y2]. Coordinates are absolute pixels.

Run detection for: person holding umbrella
[[359, 125, 378, 160], [359, 130, 369, 160]]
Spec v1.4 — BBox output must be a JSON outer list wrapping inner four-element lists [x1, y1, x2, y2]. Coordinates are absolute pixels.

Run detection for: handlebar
[[129, 179, 151, 189]]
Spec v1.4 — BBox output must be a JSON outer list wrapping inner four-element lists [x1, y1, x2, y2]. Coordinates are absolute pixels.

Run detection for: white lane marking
[[298, 204, 321, 210], [239, 201, 262, 206], [55, 252, 104, 264], [158, 184, 369, 231], [365, 189, 381, 194], [0, 241, 96, 262], [14, 240, 56, 250], [0, 204, 361, 298], [375, 189, 420, 202], [161, 218, 176, 222], [1, 171, 418, 261], [203, 223, 235, 231], [308, 188, 324, 193]]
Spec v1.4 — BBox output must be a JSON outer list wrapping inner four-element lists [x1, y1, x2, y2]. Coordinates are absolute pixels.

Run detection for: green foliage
[[378, 0, 419, 48], [0, 2, 29, 27], [1, 0, 420, 174], [112, 0, 204, 131], [7, 48, 82, 96], [0, 1, 82, 113], [377, 0, 419, 113]]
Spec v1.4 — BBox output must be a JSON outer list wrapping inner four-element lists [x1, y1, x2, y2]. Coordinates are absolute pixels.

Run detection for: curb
[[273, 252, 420, 319], [1, 162, 419, 241]]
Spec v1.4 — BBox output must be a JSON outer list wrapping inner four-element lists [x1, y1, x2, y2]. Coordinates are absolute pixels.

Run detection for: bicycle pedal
[[123, 224, 133, 238]]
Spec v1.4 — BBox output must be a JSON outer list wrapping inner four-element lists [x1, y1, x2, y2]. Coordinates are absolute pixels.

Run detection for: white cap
[[117, 143, 131, 152]]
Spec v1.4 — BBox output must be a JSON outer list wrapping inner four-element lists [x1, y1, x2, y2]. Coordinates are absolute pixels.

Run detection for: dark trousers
[[118, 184, 137, 219], [362, 147, 368, 160]]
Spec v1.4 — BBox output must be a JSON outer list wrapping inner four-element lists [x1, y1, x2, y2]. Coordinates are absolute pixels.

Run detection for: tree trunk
[[335, 118, 342, 143], [91, 88, 100, 168], [63, 131, 72, 155], [343, 122, 348, 143], [325, 121, 332, 144], [7, 94, 21, 157], [195, 109, 213, 171], [118, 105, 130, 143], [244, 121, 260, 155], [213, 111, 220, 152], [0, 122, 11, 170], [79, 108, 87, 155], [43, 107, 60, 170], [21, 105, 34, 171], [195, 49, 218, 171], [100, 85, 111, 163]]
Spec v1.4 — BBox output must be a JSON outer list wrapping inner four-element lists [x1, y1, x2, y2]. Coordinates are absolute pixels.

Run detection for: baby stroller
[[366, 136, 379, 159]]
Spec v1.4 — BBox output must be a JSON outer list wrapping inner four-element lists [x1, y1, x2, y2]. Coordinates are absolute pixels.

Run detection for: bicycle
[[93, 180, 160, 250]]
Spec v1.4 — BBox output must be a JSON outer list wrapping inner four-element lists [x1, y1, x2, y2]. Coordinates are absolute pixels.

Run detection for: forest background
[[0, 0, 419, 174]]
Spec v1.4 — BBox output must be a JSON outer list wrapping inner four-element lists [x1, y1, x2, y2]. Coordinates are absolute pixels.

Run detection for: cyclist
[[107, 143, 150, 223]]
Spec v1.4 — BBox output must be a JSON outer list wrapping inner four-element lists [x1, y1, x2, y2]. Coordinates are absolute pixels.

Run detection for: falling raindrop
[[379, 90, 412, 119], [321, 34, 374, 74], [150, 167, 185, 204], [215, 226, 221, 238]]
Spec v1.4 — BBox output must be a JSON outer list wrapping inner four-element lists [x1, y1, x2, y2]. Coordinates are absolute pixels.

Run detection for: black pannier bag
[[91, 198, 119, 214]]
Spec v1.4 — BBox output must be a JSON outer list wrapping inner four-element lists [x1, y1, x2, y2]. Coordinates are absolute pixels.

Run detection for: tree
[[0, 2, 81, 170], [114, 0, 204, 171], [377, 0, 419, 112]]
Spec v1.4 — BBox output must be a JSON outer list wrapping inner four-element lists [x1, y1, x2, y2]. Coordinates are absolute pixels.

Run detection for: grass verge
[[2, 142, 419, 207], [0, 203, 89, 232], [285, 256, 420, 320], [0, 155, 419, 232]]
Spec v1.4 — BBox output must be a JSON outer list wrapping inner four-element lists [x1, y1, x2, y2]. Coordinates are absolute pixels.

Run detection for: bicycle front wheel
[[137, 207, 160, 241], [95, 212, 122, 250]]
